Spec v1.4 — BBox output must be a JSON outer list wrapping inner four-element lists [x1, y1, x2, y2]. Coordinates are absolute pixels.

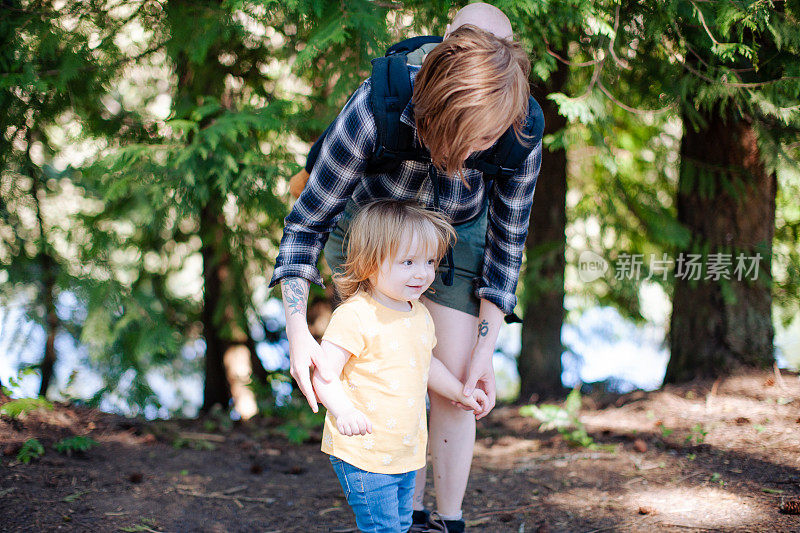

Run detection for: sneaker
[[417, 512, 466, 533], [408, 510, 431, 533]]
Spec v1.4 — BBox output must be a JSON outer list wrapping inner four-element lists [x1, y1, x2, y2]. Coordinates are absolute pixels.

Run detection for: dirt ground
[[2, 369, 799, 532]]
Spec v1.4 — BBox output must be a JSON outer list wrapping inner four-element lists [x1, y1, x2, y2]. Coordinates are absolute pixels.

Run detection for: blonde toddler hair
[[413, 24, 531, 177], [333, 201, 457, 301]]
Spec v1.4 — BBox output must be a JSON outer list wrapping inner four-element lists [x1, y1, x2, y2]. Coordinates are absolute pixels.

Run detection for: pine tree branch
[[95, 0, 151, 52], [670, 12, 800, 88], [681, 60, 800, 88], [543, 37, 601, 68], [576, 57, 605, 101], [2, 44, 164, 78], [546, 47, 601, 67], [608, 5, 631, 71], [597, 80, 675, 115], [669, 21, 713, 71], [690, 0, 722, 46]]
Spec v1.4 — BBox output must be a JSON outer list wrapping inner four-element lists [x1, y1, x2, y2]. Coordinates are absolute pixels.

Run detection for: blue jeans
[[329, 456, 416, 533]]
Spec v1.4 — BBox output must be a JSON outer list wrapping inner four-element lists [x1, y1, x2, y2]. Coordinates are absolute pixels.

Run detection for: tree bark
[[518, 60, 570, 402], [28, 141, 58, 399], [199, 201, 260, 418], [666, 109, 775, 382], [247, 335, 270, 385], [199, 201, 232, 412], [38, 251, 58, 398]]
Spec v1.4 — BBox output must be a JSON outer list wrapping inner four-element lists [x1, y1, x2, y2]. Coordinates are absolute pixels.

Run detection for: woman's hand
[[336, 408, 373, 436], [288, 327, 328, 413], [282, 277, 339, 413], [461, 300, 503, 419], [462, 345, 497, 420]]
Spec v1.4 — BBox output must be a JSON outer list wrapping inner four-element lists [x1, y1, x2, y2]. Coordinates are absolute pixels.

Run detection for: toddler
[[312, 200, 487, 532]]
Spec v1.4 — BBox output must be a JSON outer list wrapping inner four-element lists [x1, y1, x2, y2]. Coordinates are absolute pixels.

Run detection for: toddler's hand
[[470, 388, 490, 417], [450, 388, 490, 417], [336, 409, 373, 436]]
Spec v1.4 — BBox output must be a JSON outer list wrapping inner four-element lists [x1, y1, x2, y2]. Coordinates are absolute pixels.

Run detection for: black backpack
[[303, 35, 545, 182]]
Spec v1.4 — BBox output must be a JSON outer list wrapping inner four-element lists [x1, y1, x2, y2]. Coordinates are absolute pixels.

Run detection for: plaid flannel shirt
[[269, 66, 542, 315]]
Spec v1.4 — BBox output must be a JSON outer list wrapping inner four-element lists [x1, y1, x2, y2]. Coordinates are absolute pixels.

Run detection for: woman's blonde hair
[[413, 24, 531, 178], [333, 200, 456, 301]]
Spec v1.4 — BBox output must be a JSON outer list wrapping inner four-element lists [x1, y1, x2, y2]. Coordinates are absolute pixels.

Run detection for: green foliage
[[202, 404, 234, 433], [53, 1, 300, 413], [172, 437, 216, 451], [515, 0, 800, 330], [278, 405, 327, 444], [17, 438, 45, 464], [250, 373, 325, 444], [0, 397, 53, 419], [520, 387, 582, 431], [520, 388, 615, 451], [0, 1, 133, 399], [54, 436, 99, 455], [773, 163, 800, 326], [685, 423, 708, 445]]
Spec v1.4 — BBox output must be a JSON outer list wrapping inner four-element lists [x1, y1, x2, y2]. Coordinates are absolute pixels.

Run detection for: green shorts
[[323, 200, 488, 317]]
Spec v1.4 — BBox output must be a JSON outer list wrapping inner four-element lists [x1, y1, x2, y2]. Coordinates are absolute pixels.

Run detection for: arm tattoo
[[283, 278, 307, 317], [477, 319, 489, 338]]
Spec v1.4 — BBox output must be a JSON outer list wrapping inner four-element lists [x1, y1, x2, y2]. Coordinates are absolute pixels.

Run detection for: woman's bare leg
[[419, 297, 479, 517]]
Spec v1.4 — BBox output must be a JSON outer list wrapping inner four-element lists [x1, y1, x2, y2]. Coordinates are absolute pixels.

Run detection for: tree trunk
[[518, 61, 570, 402], [29, 150, 58, 399], [200, 201, 232, 412], [199, 201, 260, 418], [248, 335, 270, 385], [666, 110, 775, 382], [168, 4, 260, 416], [38, 251, 58, 398]]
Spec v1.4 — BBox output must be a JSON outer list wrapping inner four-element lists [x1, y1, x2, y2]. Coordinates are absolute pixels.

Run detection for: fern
[[17, 439, 44, 464], [54, 436, 99, 455], [0, 398, 53, 419], [520, 388, 616, 451]]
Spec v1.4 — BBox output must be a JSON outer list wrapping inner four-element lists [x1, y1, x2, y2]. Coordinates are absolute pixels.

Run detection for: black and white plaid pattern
[[269, 67, 542, 315]]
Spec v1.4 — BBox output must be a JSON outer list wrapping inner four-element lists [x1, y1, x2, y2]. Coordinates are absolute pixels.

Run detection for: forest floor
[[2, 369, 800, 533]]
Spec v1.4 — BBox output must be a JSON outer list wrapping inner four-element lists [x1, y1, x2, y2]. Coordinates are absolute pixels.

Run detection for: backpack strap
[[367, 36, 442, 172], [369, 54, 414, 165], [303, 37, 441, 176], [386, 36, 442, 57]]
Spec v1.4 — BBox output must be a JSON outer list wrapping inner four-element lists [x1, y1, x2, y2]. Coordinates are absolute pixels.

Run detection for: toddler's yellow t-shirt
[[320, 291, 436, 474]]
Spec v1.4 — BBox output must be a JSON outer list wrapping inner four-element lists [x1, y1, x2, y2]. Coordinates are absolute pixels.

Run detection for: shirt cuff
[[474, 284, 517, 316], [268, 264, 325, 289]]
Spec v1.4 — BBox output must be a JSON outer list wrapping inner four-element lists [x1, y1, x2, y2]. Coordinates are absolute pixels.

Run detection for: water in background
[[2, 286, 797, 418]]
